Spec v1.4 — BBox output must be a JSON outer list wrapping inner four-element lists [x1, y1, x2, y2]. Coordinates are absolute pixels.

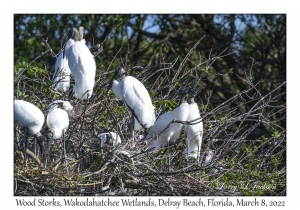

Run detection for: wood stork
[[99, 132, 122, 146], [14, 100, 47, 162], [52, 28, 80, 92], [182, 88, 204, 161], [64, 27, 96, 100], [52, 53, 71, 92], [147, 88, 189, 171], [46, 101, 70, 172], [107, 67, 156, 147]]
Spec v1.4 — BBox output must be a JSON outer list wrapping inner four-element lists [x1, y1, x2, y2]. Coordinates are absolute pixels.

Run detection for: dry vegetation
[[14, 40, 286, 196]]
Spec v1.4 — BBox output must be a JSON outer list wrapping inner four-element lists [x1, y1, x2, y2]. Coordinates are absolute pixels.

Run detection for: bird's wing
[[126, 76, 154, 108], [148, 111, 173, 136], [77, 40, 95, 73], [53, 53, 63, 81], [67, 41, 96, 76], [14, 100, 45, 134], [47, 108, 69, 138], [121, 76, 155, 127]]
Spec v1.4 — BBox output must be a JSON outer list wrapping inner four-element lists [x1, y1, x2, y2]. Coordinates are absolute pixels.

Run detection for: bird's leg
[[63, 132, 69, 174], [45, 135, 54, 167], [79, 100, 82, 113], [49, 133, 54, 164], [21, 128, 29, 163], [168, 140, 171, 172], [44, 139, 52, 168], [34, 135, 38, 156], [35, 133, 43, 157], [130, 117, 136, 148], [14, 123, 19, 150], [20, 127, 29, 171], [197, 144, 202, 183], [185, 140, 189, 182], [68, 89, 74, 101]]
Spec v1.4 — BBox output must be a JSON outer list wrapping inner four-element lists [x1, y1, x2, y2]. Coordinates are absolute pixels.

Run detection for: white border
[[2, 1, 296, 208]]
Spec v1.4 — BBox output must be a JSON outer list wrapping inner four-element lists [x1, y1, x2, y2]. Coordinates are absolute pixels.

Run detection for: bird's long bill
[[106, 78, 114, 94]]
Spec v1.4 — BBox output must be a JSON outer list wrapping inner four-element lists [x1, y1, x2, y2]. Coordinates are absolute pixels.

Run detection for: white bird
[[52, 52, 71, 92], [107, 67, 156, 147], [147, 88, 189, 171], [14, 100, 46, 162], [52, 28, 80, 92], [99, 132, 122, 146], [46, 101, 70, 171], [148, 89, 189, 150], [182, 88, 204, 160], [64, 27, 96, 100], [203, 150, 213, 166]]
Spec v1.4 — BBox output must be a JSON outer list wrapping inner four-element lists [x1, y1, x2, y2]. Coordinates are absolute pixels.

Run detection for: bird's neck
[[112, 80, 123, 99], [115, 74, 125, 81]]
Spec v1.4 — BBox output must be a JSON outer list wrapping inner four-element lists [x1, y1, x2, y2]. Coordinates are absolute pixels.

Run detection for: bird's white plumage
[[46, 106, 69, 139], [148, 100, 189, 150], [52, 39, 76, 92], [52, 52, 71, 92], [99, 132, 122, 146], [14, 100, 45, 135], [65, 39, 96, 99], [182, 100, 203, 159], [112, 76, 155, 130]]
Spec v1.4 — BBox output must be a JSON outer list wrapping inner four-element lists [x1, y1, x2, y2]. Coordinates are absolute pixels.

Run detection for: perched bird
[[52, 28, 80, 92], [148, 88, 189, 150], [46, 101, 70, 172], [64, 27, 96, 100], [52, 53, 71, 92], [14, 100, 47, 162], [107, 67, 156, 147], [182, 88, 204, 160], [98, 132, 122, 146], [147, 88, 189, 171]]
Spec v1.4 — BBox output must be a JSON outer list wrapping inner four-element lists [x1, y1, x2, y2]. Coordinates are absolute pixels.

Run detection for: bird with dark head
[[107, 67, 127, 92], [147, 87, 190, 171], [46, 100, 70, 172], [68, 27, 80, 42], [64, 26, 96, 101], [14, 100, 47, 164], [182, 87, 204, 160], [53, 28, 80, 92], [107, 67, 156, 147]]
